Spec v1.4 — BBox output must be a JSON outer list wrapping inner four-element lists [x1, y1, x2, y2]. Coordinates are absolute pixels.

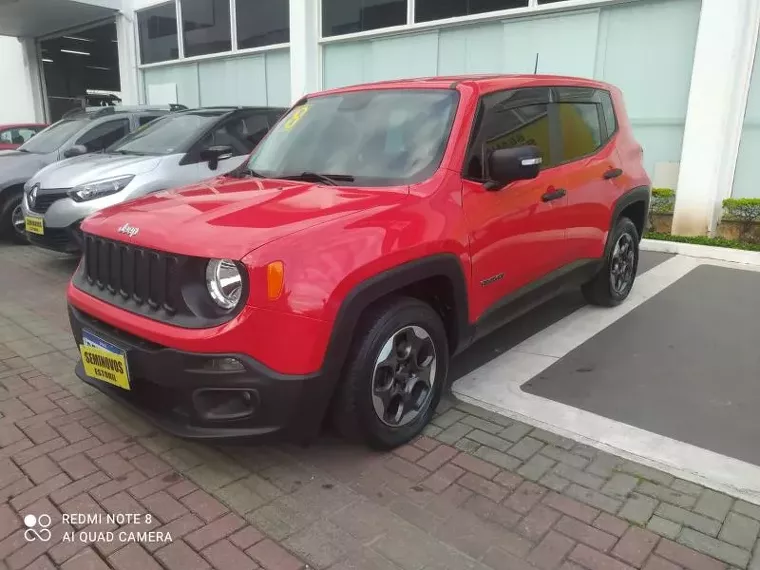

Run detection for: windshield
[[246, 89, 459, 186], [18, 119, 88, 153], [107, 112, 222, 155]]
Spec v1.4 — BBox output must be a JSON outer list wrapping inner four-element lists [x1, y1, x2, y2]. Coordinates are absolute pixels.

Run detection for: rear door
[[553, 87, 623, 262]]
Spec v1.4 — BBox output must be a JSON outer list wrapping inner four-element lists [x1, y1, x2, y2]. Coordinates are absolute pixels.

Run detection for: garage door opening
[[40, 21, 120, 122]]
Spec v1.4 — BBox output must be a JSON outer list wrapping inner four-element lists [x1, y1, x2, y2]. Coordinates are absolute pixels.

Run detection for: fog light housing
[[193, 388, 259, 421], [193, 388, 259, 422], [202, 357, 245, 372]]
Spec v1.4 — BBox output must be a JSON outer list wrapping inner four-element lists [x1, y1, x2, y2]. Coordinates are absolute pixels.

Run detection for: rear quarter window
[[599, 91, 617, 136]]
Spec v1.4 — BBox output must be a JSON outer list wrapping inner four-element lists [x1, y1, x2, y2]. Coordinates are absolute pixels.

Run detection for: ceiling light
[[63, 35, 93, 42], [86, 66, 110, 71], [42, 58, 53, 63], [60, 49, 90, 56]]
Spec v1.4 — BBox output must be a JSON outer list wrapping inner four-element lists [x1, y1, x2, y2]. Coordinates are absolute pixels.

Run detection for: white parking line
[[452, 255, 760, 506]]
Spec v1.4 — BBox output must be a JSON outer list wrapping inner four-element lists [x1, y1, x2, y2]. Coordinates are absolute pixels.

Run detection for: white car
[[23, 106, 286, 253]]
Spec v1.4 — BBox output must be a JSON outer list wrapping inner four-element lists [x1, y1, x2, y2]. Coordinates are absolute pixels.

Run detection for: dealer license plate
[[24, 215, 44, 235], [79, 330, 131, 391]]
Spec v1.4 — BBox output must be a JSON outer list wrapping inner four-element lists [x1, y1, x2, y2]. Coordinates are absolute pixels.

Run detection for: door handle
[[603, 168, 623, 180], [541, 188, 566, 202]]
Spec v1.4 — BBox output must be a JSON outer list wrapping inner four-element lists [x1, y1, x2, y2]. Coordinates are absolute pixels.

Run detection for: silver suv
[[23, 106, 286, 254], [0, 105, 180, 243]]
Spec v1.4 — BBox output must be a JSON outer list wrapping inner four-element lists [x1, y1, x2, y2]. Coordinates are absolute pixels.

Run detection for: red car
[[66, 75, 650, 449], [0, 123, 47, 150]]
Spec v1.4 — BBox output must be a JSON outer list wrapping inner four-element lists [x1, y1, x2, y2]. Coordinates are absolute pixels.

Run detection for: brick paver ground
[[1, 244, 760, 570]]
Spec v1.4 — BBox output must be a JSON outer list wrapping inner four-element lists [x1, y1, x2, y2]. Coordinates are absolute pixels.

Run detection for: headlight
[[68, 175, 134, 202], [206, 259, 243, 309]]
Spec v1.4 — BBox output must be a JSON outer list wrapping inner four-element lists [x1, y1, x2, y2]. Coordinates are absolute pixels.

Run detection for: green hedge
[[650, 188, 675, 214], [722, 198, 760, 222], [645, 232, 760, 252]]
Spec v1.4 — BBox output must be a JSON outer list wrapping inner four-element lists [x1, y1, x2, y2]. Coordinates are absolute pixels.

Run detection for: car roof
[[176, 106, 288, 114], [313, 74, 616, 98]]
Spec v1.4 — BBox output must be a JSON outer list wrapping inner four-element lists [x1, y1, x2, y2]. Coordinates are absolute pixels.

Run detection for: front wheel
[[332, 297, 449, 449], [582, 216, 639, 307], [0, 191, 29, 245]]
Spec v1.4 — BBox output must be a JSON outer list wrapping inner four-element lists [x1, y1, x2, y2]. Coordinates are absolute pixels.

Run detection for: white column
[[18, 38, 45, 123], [672, 0, 760, 236], [116, 3, 140, 105], [289, 0, 321, 104]]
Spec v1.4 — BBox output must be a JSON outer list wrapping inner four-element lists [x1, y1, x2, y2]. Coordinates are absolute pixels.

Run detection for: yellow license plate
[[25, 216, 44, 235], [79, 339, 130, 391]]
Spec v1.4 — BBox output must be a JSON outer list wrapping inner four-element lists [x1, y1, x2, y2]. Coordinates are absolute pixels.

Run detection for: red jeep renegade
[[67, 75, 650, 449]]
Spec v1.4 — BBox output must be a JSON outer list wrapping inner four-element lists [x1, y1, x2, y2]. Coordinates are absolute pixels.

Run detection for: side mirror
[[63, 144, 88, 158], [485, 145, 543, 190], [200, 145, 234, 171]]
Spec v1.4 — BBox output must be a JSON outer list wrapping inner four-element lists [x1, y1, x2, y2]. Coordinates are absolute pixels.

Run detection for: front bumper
[[68, 303, 323, 441], [27, 221, 83, 254]]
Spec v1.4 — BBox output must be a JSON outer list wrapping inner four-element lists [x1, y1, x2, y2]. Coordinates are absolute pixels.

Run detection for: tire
[[0, 189, 29, 245], [332, 296, 449, 449], [582, 216, 639, 307]]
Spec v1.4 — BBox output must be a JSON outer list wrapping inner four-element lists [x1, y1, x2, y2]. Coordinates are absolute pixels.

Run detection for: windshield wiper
[[280, 172, 355, 186]]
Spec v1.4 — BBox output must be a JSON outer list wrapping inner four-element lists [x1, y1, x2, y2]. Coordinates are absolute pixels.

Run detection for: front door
[[461, 87, 569, 320]]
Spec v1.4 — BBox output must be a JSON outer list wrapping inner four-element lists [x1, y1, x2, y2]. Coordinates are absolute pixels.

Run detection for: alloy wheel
[[371, 325, 437, 427], [609, 232, 635, 295], [11, 203, 25, 237]]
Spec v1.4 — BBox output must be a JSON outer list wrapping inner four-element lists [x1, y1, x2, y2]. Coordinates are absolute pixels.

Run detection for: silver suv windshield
[[107, 112, 222, 156], [18, 119, 89, 154], [245, 89, 459, 187]]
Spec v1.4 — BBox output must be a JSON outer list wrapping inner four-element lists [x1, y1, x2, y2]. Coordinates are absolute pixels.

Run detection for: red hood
[[81, 176, 409, 259]]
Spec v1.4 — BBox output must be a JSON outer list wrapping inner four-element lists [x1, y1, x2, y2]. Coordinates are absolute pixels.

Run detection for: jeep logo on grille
[[117, 223, 139, 238]]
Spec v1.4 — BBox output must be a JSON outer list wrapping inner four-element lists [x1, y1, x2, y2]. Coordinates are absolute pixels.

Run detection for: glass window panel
[[236, 0, 289, 49], [415, 0, 528, 23], [322, 0, 407, 38], [558, 102, 604, 161], [137, 2, 179, 64], [181, 0, 231, 57]]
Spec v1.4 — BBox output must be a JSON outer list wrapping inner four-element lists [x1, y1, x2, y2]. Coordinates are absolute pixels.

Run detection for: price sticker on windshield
[[283, 105, 310, 131]]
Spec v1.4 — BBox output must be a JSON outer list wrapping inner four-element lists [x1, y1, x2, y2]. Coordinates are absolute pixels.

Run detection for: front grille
[[82, 234, 181, 315], [74, 233, 247, 328], [30, 189, 69, 214]]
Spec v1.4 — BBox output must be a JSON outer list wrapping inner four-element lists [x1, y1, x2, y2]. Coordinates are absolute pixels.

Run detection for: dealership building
[[0, 0, 758, 236]]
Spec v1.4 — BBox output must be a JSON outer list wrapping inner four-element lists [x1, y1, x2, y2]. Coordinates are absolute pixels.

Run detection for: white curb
[[641, 238, 760, 267]]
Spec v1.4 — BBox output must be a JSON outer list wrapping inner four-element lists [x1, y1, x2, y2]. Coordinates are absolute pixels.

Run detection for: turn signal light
[[267, 261, 284, 300]]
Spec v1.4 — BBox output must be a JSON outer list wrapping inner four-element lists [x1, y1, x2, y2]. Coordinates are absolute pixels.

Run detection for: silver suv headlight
[[68, 174, 134, 202], [205, 259, 243, 309]]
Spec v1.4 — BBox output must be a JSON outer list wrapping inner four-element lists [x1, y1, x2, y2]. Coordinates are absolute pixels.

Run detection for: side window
[[268, 109, 286, 126], [17, 128, 38, 142], [0, 130, 11, 144], [464, 87, 553, 181], [197, 117, 251, 157], [556, 102, 604, 162], [76, 119, 130, 152], [598, 91, 617, 137], [138, 115, 161, 126], [242, 112, 271, 148]]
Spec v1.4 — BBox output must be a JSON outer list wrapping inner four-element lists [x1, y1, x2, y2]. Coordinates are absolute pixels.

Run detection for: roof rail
[[61, 103, 189, 120]]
